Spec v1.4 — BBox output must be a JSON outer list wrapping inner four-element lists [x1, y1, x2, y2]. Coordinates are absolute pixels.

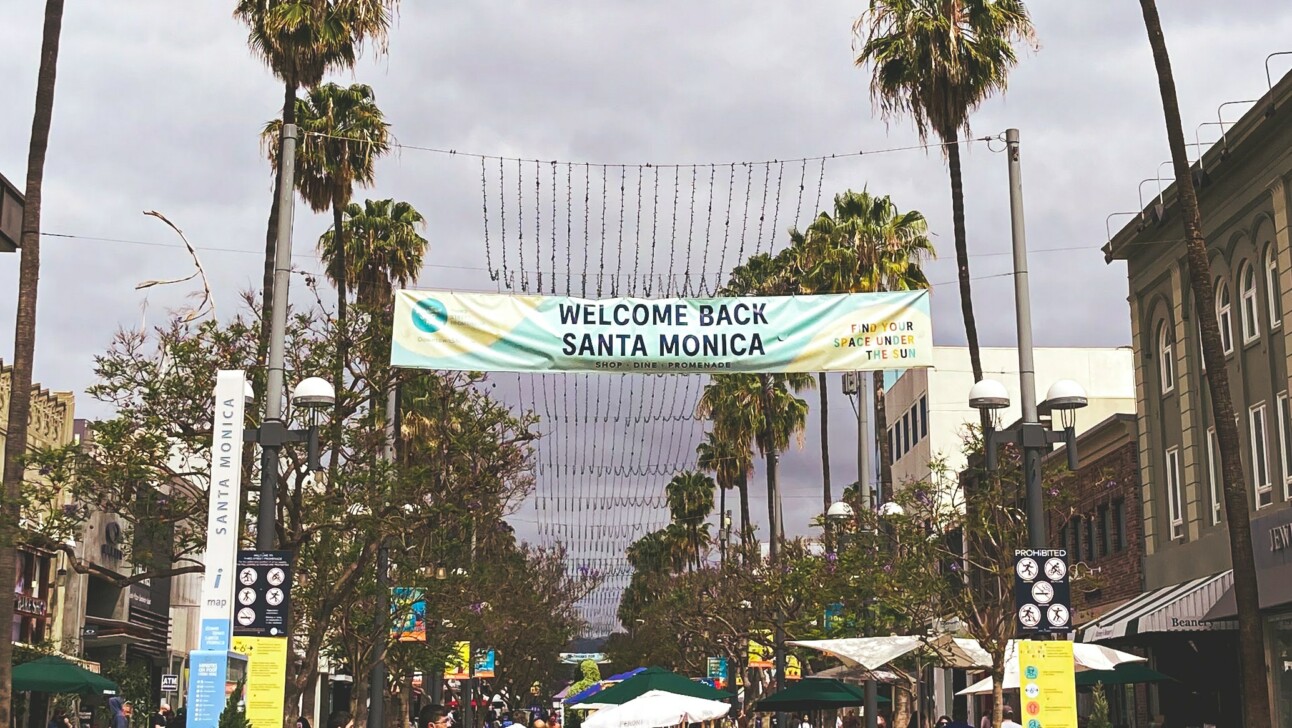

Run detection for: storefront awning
[[1080, 571, 1236, 642]]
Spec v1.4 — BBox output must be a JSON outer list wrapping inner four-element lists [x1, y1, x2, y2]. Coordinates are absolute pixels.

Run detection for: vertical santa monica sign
[[391, 290, 933, 373], [188, 371, 248, 728]]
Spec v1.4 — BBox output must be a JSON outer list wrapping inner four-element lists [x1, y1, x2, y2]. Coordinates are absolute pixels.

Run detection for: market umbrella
[[567, 667, 731, 707], [956, 643, 1147, 695], [789, 635, 990, 672], [12, 656, 118, 695], [754, 678, 889, 713], [1075, 663, 1174, 688], [583, 690, 730, 728]]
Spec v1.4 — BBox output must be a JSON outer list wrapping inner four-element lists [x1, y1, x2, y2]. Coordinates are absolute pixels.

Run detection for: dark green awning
[[13, 656, 118, 696]]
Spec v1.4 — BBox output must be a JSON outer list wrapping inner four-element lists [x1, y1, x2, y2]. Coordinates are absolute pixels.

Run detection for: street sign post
[[1014, 549, 1071, 635]]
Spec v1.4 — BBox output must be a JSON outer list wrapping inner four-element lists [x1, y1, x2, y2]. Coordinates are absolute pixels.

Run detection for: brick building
[[1045, 414, 1150, 727]]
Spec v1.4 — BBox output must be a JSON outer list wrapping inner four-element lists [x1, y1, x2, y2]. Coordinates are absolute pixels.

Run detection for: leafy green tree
[[853, 0, 1034, 388], [218, 678, 251, 728], [567, 659, 601, 697], [1089, 682, 1111, 728]]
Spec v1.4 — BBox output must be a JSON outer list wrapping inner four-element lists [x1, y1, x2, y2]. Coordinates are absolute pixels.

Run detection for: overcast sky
[[3, 1, 1292, 634]]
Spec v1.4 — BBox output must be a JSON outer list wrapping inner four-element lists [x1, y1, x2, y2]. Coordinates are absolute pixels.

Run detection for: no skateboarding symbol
[[1014, 549, 1071, 635]]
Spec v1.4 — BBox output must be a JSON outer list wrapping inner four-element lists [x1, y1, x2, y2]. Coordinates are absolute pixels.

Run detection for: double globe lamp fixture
[[244, 376, 336, 473], [968, 378, 1088, 472]]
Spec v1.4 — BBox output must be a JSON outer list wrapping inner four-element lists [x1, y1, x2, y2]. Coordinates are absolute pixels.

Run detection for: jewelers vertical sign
[[1014, 549, 1071, 635]]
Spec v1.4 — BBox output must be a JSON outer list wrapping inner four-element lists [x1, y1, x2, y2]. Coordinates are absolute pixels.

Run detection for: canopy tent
[[567, 667, 731, 708], [788, 635, 991, 672], [563, 667, 648, 707], [753, 678, 889, 713], [13, 657, 118, 695], [582, 690, 730, 728], [1075, 663, 1174, 688], [810, 664, 901, 684], [956, 643, 1146, 695]]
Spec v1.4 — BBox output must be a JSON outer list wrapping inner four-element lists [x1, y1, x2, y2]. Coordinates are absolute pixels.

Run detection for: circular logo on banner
[[1028, 720, 1041, 728], [1024, 666, 1039, 680], [1031, 581, 1055, 605], [238, 588, 257, 606], [1026, 702, 1041, 717], [1048, 604, 1071, 627], [266, 588, 285, 606], [1045, 557, 1068, 581], [239, 568, 257, 586], [1015, 557, 1038, 580], [236, 607, 256, 626], [412, 298, 449, 333], [1024, 683, 1040, 699], [267, 568, 286, 586], [1018, 604, 1041, 628]]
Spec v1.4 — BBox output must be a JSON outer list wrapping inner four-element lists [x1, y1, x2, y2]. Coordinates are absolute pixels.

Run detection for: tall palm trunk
[[718, 483, 727, 566], [818, 373, 832, 519], [0, 3, 63, 726], [1138, 2, 1270, 723], [759, 375, 783, 561], [328, 190, 348, 492], [259, 77, 298, 372], [738, 473, 752, 562], [873, 371, 893, 504], [944, 131, 984, 386]]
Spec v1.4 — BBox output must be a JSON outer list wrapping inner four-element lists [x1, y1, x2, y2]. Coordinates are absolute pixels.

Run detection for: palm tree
[[235, 0, 397, 359], [854, 0, 1034, 388], [1137, 2, 1269, 723], [696, 430, 755, 560], [664, 471, 717, 570], [0, 2, 64, 723], [790, 190, 933, 505], [319, 198, 428, 313]]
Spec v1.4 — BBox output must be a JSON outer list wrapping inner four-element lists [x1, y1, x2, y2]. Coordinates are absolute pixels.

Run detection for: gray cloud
[[3, 1, 1291, 632]]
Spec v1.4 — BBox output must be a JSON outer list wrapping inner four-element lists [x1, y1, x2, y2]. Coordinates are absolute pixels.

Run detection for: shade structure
[[582, 690, 730, 728], [956, 643, 1147, 695], [754, 678, 889, 713], [789, 635, 991, 671], [13, 656, 118, 695], [564, 667, 647, 706], [1075, 663, 1174, 688], [567, 667, 731, 707]]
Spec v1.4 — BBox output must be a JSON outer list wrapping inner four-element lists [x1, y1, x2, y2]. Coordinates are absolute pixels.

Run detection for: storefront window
[[1268, 614, 1292, 727]]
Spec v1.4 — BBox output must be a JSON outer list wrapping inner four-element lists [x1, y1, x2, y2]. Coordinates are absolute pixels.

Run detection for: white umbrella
[[955, 642, 1146, 695], [789, 635, 991, 671], [582, 690, 731, 728]]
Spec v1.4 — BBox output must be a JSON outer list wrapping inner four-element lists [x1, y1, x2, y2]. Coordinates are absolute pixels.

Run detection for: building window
[[1158, 321, 1174, 395], [1208, 426, 1222, 525], [1072, 516, 1083, 562], [1267, 244, 1282, 329], [1098, 504, 1111, 557], [910, 405, 920, 447], [1240, 262, 1260, 343], [1216, 279, 1235, 354], [1113, 501, 1126, 552], [1280, 393, 1292, 501], [1252, 402, 1273, 509], [902, 411, 911, 454], [1085, 513, 1096, 560], [1166, 446, 1184, 540], [919, 395, 928, 439]]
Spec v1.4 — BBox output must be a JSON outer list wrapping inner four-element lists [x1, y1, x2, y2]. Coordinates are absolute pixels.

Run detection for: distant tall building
[[883, 346, 1135, 489]]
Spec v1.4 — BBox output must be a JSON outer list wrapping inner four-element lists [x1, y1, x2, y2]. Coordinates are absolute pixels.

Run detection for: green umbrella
[[566, 667, 731, 706], [755, 678, 890, 713], [1076, 663, 1174, 688], [13, 656, 118, 695]]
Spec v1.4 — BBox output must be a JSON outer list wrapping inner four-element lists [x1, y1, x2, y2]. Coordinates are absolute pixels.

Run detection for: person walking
[[1000, 706, 1021, 728]]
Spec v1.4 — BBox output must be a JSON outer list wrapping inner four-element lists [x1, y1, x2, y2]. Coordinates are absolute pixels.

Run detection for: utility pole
[[371, 384, 398, 728], [258, 122, 297, 550], [852, 371, 878, 728], [1005, 128, 1046, 551]]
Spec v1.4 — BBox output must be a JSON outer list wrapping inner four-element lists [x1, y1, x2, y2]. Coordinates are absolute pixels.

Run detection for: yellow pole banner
[[1019, 640, 1077, 728], [748, 631, 773, 669], [786, 655, 802, 680], [230, 636, 288, 728], [444, 641, 471, 679]]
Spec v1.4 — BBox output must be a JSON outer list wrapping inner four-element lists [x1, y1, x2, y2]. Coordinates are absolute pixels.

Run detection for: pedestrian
[[944, 709, 973, 728], [107, 699, 128, 728], [798, 715, 811, 728], [422, 706, 451, 728], [48, 708, 71, 728], [934, 717, 951, 728], [295, 716, 311, 728], [150, 703, 170, 728], [1000, 706, 1021, 728]]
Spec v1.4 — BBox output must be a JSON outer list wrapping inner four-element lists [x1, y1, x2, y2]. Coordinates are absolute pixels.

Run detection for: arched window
[[1158, 321, 1174, 395], [1216, 279, 1235, 354], [1240, 262, 1260, 343], [1267, 244, 1282, 329]]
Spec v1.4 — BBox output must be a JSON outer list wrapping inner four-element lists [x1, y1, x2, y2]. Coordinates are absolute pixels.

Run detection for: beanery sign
[[392, 289, 933, 373]]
